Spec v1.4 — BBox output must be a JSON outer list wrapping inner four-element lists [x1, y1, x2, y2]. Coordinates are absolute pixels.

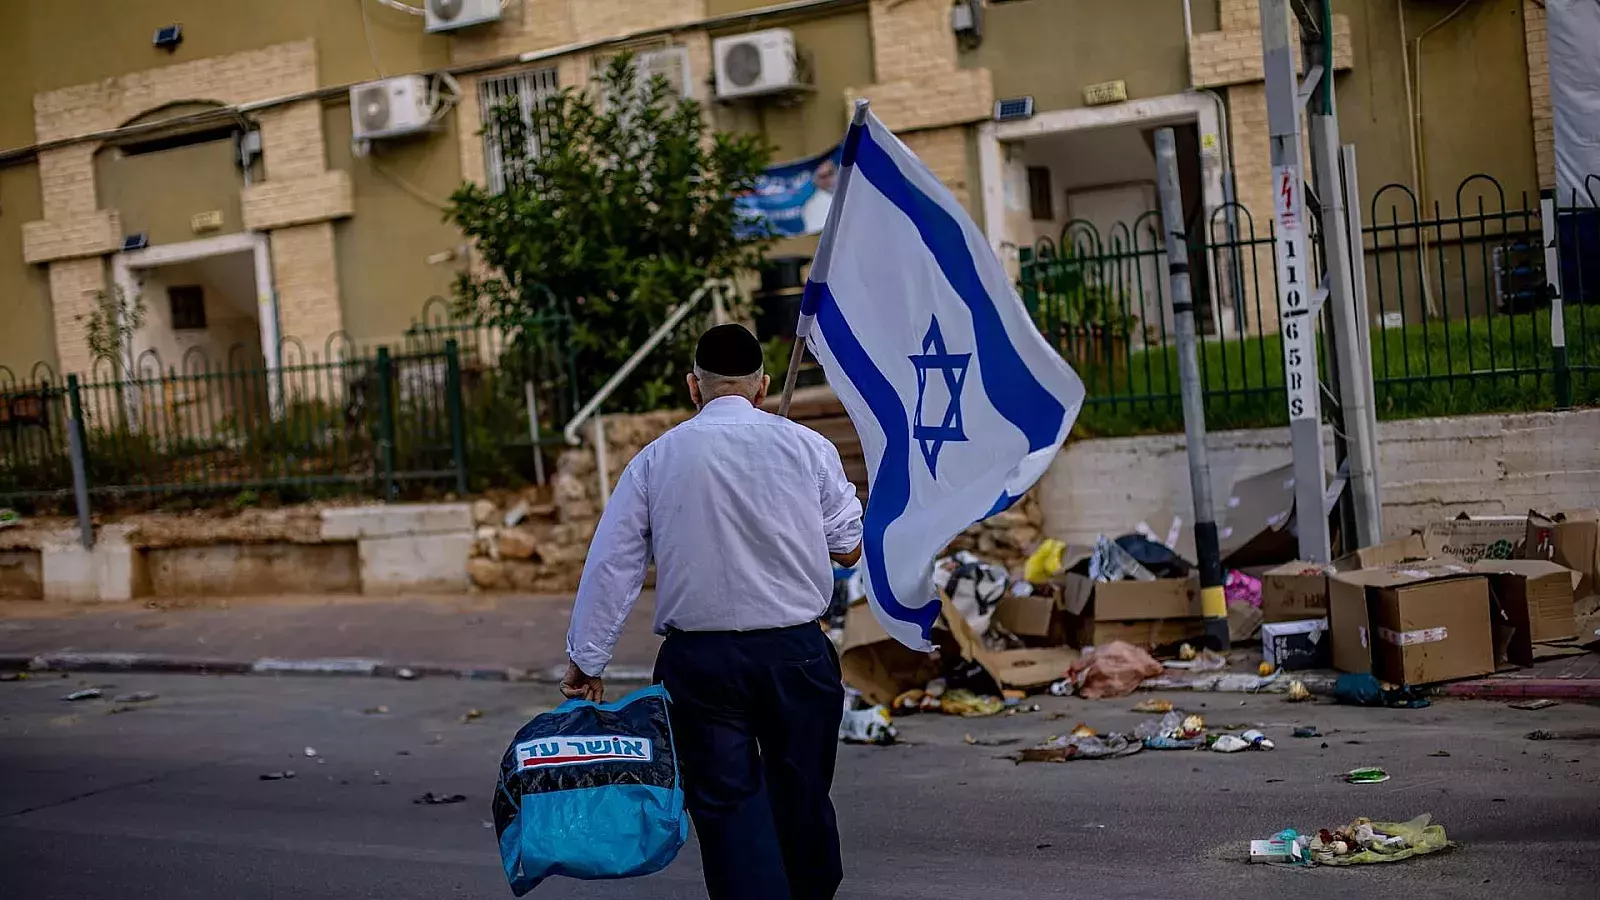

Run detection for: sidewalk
[[2, 594, 1596, 697], [0, 594, 662, 682]]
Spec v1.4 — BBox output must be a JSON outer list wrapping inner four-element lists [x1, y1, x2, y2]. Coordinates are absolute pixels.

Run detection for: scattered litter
[[1293, 726, 1321, 739], [107, 705, 141, 714], [1135, 711, 1206, 750], [63, 688, 102, 701], [260, 770, 296, 781], [304, 747, 319, 758], [0, 672, 24, 682], [1427, 750, 1450, 757], [1164, 649, 1228, 672], [413, 792, 467, 805], [839, 706, 898, 745], [940, 689, 1006, 717], [1309, 814, 1450, 865], [482, 820, 495, 829], [1048, 679, 1073, 697], [1525, 730, 1559, 741], [0, 508, 20, 529], [1225, 569, 1263, 609], [1258, 661, 1276, 677], [1019, 732, 1142, 762], [1286, 680, 1313, 703], [1131, 698, 1173, 713], [1088, 534, 1156, 583], [1242, 729, 1275, 750], [963, 733, 1021, 747], [1211, 734, 1250, 753], [1070, 722, 1096, 738], [1333, 673, 1429, 709], [1509, 699, 1559, 711], [461, 708, 484, 723], [1069, 641, 1164, 699], [111, 691, 158, 704], [1250, 829, 1309, 865], [1345, 767, 1390, 784], [363, 705, 390, 715], [396, 668, 419, 681], [1179, 643, 1198, 662]]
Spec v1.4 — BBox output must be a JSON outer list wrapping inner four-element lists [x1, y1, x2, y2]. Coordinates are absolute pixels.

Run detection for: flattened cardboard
[[1260, 561, 1329, 623], [1217, 464, 1299, 567], [1333, 534, 1428, 572], [838, 595, 1080, 706], [1472, 559, 1582, 667], [1422, 516, 1527, 563], [1080, 617, 1204, 649]]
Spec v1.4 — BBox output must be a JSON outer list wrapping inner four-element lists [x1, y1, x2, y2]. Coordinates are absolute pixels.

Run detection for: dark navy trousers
[[654, 623, 845, 900]]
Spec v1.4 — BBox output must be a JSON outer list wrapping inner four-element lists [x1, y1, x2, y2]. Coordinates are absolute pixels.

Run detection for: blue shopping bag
[[491, 684, 688, 895]]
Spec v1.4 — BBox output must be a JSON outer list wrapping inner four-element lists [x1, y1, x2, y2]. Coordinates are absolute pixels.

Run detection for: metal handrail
[[562, 279, 735, 446]]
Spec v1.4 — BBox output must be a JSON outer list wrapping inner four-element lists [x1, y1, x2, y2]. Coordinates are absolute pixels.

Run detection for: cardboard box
[[994, 593, 1055, 638], [1422, 516, 1528, 563], [1260, 562, 1330, 622], [1328, 561, 1495, 684], [1472, 559, 1582, 667], [1060, 574, 1204, 649], [1217, 464, 1299, 568], [1333, 534, 1428, 572], [1526, 509, 1600, 599], [1262, 618, 1332, 670]]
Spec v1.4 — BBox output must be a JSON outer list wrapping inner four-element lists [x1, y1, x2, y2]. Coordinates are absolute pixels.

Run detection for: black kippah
[[694, 324, 764, 377]]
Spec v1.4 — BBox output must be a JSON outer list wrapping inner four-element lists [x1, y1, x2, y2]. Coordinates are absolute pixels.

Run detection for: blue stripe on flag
[[809, 279, 940, 640], [852, 129, 1066, 452]]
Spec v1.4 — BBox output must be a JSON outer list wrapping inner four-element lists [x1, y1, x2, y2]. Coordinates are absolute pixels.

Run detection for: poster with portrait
[[734, 143, 844, 239]]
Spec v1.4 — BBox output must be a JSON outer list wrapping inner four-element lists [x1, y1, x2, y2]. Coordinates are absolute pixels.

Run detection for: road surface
[[3, 672, 1598, 899]]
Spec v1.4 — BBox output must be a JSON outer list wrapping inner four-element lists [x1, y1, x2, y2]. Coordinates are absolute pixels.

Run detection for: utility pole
[[1258, 0, 1382, 560], [1154, 127, 1228, 651]]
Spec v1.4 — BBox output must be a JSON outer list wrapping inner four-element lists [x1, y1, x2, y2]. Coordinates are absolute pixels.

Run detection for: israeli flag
[[797, 105, 1085, 651]]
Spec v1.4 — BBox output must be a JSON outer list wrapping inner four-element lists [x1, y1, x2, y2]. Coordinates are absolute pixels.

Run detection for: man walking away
[[562, 323, 863, 900]]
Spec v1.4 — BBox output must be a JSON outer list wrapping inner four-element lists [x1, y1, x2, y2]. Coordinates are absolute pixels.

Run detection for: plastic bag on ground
[[1069, 641, 1165, 699], [1020, 732, 1142, 762], [1024, 538, 1068, 584], [1089, 535, 1157, 583], [839, 706, 898, 745], [1312, 814, 1450, 865]]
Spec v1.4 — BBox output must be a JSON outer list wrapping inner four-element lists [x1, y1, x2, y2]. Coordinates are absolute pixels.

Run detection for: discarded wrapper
[[1345, 766, 1390, 784], [839, 706, 898, 745]]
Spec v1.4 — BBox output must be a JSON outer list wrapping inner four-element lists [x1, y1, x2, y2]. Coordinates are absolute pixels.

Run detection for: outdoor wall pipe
[[0, 0, 869, 167]]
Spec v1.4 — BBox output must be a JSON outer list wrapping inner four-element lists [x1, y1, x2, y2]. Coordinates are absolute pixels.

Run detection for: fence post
[[444, 338, 469, 496], [1540, 190, 1572, 409], [65, 375, 93, 549], [376, 347, 397, 501], [1018, 246, 1039, 318]]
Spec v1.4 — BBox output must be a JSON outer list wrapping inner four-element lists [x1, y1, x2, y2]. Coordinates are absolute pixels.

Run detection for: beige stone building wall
[[1523, 0, 1554, 190], [24, 40, 351, 373]]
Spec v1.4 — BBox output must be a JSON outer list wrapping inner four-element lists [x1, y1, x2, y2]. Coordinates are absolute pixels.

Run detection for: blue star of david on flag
[[908, 315, 970, 478]]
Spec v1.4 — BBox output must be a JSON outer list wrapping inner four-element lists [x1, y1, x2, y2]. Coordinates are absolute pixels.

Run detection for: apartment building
[[0, 0, 1557, 376]]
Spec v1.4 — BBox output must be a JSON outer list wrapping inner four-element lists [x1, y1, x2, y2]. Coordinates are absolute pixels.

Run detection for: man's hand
[[560, 661, 605, 703]]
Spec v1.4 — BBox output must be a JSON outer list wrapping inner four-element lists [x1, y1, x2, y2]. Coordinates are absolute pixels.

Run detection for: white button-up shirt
[[566, 395, 864, 676]]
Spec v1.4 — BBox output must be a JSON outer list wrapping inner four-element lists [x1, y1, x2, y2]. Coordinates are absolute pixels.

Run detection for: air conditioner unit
[[713, 29, 799, 100], [425, 0, 501, 33], [635, 46, 694, 101], [351, 76, 435, 142]]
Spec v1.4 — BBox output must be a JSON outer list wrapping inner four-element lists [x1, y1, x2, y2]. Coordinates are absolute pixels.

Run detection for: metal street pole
[[1306, 0, 1382, 548], [1260, 0, 1331, 562], [1154, 127, 1228, 651]]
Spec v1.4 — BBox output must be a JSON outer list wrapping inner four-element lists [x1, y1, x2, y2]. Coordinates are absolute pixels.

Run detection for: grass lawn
[[1070, 307, 1600, 437]]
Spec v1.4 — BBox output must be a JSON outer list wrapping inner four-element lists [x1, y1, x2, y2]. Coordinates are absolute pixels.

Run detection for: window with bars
[[479, 67, 561, 194]]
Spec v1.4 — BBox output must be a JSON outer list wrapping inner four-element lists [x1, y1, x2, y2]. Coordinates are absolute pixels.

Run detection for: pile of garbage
[[1251, 815, 1451, 866], [1018, 704, 1277, 762]]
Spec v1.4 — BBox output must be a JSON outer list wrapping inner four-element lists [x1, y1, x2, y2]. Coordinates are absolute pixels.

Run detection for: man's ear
[[754, 373, 771, 407], [686, 372, 702, 409]]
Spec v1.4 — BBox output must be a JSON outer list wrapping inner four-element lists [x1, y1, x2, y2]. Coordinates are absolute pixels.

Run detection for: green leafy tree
[[446, 53, 774, 412]]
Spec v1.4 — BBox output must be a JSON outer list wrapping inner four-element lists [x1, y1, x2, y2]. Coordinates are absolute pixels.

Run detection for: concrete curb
[[0, 652, 656, 685], [1438, 678, 1600, 700]]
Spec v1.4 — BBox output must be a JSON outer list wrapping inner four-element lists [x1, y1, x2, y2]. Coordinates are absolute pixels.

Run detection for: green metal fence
[[1019, 173, 1600, 436], [0, 301, 576, 513]]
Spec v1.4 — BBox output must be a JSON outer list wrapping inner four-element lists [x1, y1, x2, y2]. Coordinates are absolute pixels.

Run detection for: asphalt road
[[3, 673, 1598, 900]]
